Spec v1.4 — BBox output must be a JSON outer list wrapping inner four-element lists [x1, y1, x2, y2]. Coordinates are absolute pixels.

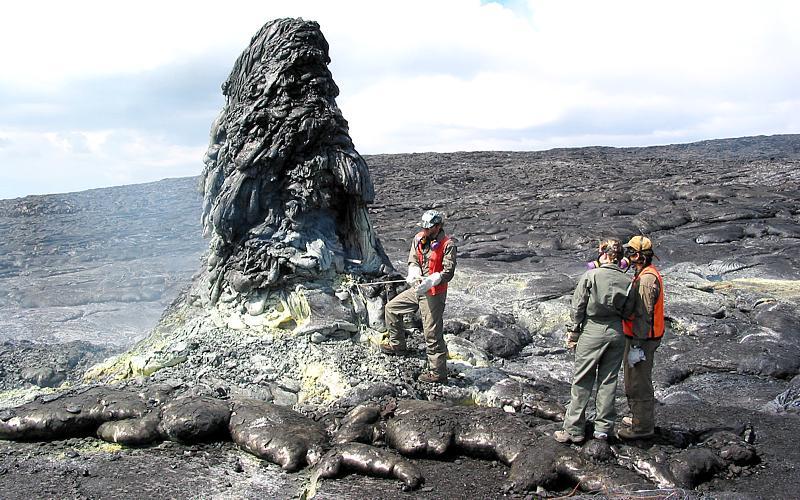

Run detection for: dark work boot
[[417, 371, 447, 383], [380, 343, 409, 356], [616, 427, 654, 440], [617, 401, 654, 439]]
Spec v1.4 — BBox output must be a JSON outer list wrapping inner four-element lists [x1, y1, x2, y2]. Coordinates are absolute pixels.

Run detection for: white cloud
[[0, 128, 203, 198], [1, 0, 799, 197]]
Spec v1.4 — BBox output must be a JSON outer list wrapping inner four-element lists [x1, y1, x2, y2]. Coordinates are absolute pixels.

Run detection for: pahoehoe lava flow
[[1, 16, 800, 499]]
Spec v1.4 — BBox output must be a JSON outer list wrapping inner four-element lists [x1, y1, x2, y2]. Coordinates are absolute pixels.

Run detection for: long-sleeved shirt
[[408, 229, 457, 284], [623, 268, 662, 340], [572, 263, 631, 331]]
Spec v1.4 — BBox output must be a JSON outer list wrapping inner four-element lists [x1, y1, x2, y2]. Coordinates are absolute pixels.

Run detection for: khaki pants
[[384, 288, 448, 377], [623, 338, 661, 433], [563, 322, 626, 436]]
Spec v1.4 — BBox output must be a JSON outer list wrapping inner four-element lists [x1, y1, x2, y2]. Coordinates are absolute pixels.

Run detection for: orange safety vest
[[415, 231, 451, 296], [623, 265, 664, 339]]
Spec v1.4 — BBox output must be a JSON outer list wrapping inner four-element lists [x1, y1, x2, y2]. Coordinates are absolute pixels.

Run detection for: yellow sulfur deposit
[[298, 362, 350, 404], [714, 278, 800, 300]]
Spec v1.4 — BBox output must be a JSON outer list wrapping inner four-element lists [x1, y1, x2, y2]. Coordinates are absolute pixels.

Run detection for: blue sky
[[1, 0, 798, 199]]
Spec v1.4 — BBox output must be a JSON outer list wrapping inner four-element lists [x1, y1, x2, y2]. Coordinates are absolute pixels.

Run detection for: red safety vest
[[623, 265, 665, 339], [414, 231, 451, 296]]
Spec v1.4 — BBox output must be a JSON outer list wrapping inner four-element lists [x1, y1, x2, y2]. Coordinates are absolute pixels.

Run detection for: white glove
[[405, 265, 422, 285], [416, 276, 436, 295], [627, 346, 646, 367], [429, 272, 442, 286]]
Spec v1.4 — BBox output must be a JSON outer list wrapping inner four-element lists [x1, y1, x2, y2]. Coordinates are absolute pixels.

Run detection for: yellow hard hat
[[624, 235, 653, 253]]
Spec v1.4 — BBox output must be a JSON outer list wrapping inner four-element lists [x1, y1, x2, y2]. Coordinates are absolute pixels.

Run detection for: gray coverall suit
[[384, 230, 456, 377], [562, 263, 630, 437], [622, 267, 662, 434]]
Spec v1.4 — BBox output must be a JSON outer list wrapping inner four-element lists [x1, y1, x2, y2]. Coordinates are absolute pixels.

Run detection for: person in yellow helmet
[[617, 235, 665, 440]]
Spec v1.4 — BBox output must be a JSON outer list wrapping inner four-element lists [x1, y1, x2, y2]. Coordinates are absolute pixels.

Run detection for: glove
[[415, 273, 442, 295], [405, 265, 422, 285], [627, 346, 646, 367], [564, 327, 580, 350], [416, 276, 436, 295]]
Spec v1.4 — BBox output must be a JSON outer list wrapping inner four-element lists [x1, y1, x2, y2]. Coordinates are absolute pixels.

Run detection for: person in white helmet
[[380, 210, 457, 384]]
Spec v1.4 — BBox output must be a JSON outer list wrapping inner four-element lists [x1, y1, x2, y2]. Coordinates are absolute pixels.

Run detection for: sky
[[1, 0, 798, 199]]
